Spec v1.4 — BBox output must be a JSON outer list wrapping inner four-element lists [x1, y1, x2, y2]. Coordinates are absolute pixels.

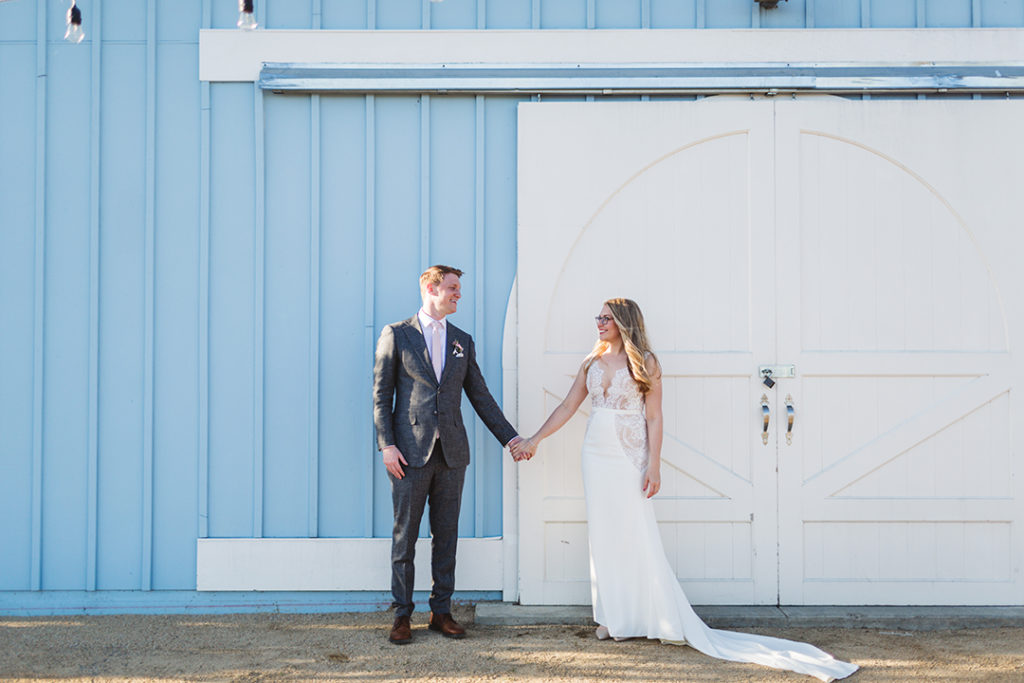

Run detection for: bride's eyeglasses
[[594, 315, 614, 325]]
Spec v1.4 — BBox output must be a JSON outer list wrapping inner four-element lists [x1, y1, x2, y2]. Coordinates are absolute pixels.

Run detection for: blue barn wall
[[1, 0, 1023, 612]]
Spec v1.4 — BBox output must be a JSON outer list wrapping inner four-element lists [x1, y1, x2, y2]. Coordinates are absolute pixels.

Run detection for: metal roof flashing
[[257, 61, 1024, 95]]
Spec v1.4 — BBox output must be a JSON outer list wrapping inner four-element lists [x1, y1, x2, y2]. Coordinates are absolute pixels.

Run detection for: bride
[[512, 298, 858, 682]]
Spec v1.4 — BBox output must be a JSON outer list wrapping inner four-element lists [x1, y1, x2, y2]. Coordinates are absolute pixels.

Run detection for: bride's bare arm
[[520, 362, 590, 457], [643, 355, 664, 497]]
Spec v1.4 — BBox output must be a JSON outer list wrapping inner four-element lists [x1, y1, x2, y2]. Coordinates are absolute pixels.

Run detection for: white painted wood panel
[[518, 99, 777, 605], [200, 29, 1024, 82], [775, 98, 1024, 605], [196, 538, 502, 591]]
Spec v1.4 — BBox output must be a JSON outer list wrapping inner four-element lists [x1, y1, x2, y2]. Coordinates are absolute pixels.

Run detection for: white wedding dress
[[581, 361, 858, 682]]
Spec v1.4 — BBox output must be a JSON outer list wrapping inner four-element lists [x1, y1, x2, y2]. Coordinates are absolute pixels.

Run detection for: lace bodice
[[586, 362, 648, 470], [587, 363, 644, 411]]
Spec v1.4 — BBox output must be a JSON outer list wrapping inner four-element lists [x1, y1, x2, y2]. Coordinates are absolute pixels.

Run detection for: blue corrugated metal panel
[[157, 0, 203, 40], [870, 0, 916, 27], [2, 0, 1024, 609], [430, 0, 479, 29], [208, 83, 257, 540], [102, 0, 146, 41], [596, 0, 643, 28], [362, 94, 377, 538], [377, 0, 422, 29], [252, 86, 266, 540], [205, 0, 1024, 28], [487, 0, 533, 28], [263, 93, 313, 538], [762, 0, 808, 28], [30, 0, 47, 592], [650, 0, 698, 28], [707, 0, 754, 28], [308, 91, 321, 537], [427, 95, 482, 536], [541, 0, 588, 29], [153, 40, 202, 589], [983, 0, 1024, 26], [142, 0, 158, 592], [198, 1, 213, 546], [481, 96, 526, 535], [321, 0, 368, 29], [928, 0, 974, 27], [815, 0, 861, 27], [318, 95, 371, 538], [85, 0, 101, 594], [43, 39, 92, 591], [212, 0, 240, 29], [0, 40, 36, 591], [97, 41, 147, 590], [268, 0, 315, 29], [0, 0, 33, 39], [473, 95, 487, 533], [371, 95, 423, 536]]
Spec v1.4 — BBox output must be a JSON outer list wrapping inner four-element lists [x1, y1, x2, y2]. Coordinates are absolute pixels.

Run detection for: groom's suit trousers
[[389, 440, 466, 617]]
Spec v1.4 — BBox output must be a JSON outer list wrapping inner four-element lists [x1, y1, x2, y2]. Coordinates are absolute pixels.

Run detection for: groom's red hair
[[420, 265, 464, 292]]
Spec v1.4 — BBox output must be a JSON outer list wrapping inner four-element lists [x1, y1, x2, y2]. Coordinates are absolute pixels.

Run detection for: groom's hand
[[383, 445, 408, 479], [507, 436, 524, 462], [507, 436, 526, 462], [509, 436, 536, 462]]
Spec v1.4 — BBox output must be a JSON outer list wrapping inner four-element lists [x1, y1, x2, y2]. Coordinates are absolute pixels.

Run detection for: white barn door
[[517, 99, 779, 605], [774, 99, 1024, 604], [516, 97, 1024, 605]]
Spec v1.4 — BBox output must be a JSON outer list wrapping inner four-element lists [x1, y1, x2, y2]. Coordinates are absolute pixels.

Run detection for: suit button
[[433, 411, 438, 415]]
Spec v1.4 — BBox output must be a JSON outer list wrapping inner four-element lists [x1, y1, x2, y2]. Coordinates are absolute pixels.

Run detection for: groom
[[373, 265, 522, 645]]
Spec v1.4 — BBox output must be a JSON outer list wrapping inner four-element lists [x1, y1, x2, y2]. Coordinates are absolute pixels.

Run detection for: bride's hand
[[642, 467, 661, 498], [514, 436, 539, 461], [510, 436, 537, 461]]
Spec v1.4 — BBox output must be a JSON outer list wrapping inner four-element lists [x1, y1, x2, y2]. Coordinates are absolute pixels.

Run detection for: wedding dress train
[[581, 362, 858, 682]]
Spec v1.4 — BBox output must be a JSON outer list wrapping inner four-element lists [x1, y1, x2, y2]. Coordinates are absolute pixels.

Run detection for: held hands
[[382, 445, 408, 479], [509, 435, 538, 462], [642, 466, 661, 498]]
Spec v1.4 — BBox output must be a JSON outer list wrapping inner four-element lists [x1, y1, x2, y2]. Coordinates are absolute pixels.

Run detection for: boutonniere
[[451, 340, 464, 358]]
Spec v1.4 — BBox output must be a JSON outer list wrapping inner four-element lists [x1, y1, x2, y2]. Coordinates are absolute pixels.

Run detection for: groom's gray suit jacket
[[373, 315, 516, 468]]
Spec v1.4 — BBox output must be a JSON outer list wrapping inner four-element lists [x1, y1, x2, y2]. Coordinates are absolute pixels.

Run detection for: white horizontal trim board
[[200, 28, 1024, 82], [197, 538, 503, 591]]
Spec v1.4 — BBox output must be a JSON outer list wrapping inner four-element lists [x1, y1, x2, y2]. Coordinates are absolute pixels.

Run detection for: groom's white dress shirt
[[419, 309, 447, 445], [418, 308, 447, 379]]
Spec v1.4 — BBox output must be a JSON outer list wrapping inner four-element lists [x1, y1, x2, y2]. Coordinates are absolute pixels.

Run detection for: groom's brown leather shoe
[[428, 612, 466, 638], [389, 615, 412, 644]]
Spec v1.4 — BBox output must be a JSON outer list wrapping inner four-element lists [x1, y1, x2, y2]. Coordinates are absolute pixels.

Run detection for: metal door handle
[[761, 394, 770, 445], [785, 394, 795, 445]]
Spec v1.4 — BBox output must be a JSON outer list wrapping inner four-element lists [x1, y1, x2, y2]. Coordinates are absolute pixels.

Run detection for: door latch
[[759, 365, 795, 388]]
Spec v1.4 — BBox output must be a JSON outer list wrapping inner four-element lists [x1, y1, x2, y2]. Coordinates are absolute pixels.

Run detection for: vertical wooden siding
[[1, 0, 1023, 594], [193, 0, 1024, 29]]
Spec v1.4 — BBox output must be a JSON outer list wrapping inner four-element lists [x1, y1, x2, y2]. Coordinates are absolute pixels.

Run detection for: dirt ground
[[2, 607, 1024, 682]]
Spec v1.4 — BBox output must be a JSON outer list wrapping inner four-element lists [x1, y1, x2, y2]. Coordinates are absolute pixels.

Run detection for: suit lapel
[[403, 316, 439, 386]]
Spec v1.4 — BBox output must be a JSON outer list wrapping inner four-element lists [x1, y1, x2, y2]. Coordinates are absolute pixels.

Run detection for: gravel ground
[[2, 608, 1024, 681]]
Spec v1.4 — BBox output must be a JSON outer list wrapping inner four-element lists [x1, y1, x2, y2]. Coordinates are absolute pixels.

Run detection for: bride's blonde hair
[[585, 298, 661, 395]]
